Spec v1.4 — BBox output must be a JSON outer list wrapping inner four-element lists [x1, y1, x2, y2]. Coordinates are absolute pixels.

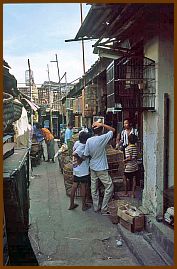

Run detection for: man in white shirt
[[84, 121, 115, 215], [69, 131, 91, 211]]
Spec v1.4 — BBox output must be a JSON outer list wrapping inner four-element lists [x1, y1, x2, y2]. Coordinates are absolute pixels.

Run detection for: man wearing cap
[[84, 121, 115, 215]]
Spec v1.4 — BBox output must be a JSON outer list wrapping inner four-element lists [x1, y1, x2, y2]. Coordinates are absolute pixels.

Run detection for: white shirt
[[121, 128, 138, 147], [73, 141, 89, 177], [84, 131, 113, 171]]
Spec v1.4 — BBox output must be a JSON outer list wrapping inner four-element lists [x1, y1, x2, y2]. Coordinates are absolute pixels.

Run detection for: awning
[[66, 4, 173, 50], [22, 98, 40, 111]]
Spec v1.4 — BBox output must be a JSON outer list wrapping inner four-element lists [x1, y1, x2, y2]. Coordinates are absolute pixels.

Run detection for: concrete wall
[[143, 36, 159, 214], [143, 21, 174, 216], [158, 22, 174, 188]]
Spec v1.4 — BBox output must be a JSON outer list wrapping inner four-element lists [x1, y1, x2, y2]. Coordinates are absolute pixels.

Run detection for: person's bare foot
[[68, 204, 79, 210]]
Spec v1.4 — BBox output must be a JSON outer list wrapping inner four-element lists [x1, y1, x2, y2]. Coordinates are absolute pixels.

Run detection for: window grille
[[106, 56, 156, 110]]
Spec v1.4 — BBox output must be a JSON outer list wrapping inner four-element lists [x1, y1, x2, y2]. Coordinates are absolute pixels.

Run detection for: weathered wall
[[158, 21, 174, 188], [143, 21, 174, 216], [143, 35, 159, 214]]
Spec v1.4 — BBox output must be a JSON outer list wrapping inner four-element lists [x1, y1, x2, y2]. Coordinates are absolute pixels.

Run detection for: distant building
[[18, 84, 39, 104], [39, 81, 74, 111]]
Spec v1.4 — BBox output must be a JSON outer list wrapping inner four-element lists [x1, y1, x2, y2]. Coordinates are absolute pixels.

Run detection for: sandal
[[101, 211, 111, 216]]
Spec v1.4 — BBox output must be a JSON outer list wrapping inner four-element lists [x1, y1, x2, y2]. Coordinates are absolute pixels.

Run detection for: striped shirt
[[125, 144, 138, 173]]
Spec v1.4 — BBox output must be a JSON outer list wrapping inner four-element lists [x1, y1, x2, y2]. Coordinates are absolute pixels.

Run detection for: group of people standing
[[68, 118, 140, 215], [33, 118, 140, 214]]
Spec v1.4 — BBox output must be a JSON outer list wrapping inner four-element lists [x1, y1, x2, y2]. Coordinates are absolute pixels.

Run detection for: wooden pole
[[28, 59, 33, 128], [80, 3, 86, 120], [47, 64, 53, 133]]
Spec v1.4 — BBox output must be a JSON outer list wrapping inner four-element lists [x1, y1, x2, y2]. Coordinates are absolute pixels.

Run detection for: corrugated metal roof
[[73, 3, 173, 45], [75, 4, 126, 40]]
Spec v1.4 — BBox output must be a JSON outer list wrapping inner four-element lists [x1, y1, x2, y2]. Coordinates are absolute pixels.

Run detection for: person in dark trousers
[[68, 131, 91, 211]]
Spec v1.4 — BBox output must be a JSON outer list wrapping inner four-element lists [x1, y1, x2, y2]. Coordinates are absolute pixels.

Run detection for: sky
[[3, 3, 98, 86]]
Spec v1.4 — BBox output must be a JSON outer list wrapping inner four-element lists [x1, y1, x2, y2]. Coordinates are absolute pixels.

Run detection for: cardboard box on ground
[[117, 204, 145, 232]]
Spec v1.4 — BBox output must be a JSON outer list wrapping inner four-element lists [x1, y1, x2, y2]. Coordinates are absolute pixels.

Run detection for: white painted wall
[[143, 22, 174, 216]]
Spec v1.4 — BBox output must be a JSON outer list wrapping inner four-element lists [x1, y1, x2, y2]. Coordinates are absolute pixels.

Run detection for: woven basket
[[108, 199, 129, 224], [108, 200, 119, 224], [106, 146, 123, 162], [67, 140, 74, 156], [3, 93, 14, 128], [3, 93, 23, 130], [72, 133, 79, 143], [63, 162, 73, 196]]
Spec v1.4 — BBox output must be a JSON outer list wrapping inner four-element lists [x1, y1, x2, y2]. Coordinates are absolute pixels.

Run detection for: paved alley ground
[[28, 146, 140, 266], [28, 142, 172, 266]]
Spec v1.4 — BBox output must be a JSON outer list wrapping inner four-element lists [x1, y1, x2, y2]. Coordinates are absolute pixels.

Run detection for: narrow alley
[[28, 142, 171, 266], [29, 148, 139, 266]]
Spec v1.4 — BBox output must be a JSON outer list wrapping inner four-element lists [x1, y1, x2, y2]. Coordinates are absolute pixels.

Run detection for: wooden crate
[[118, 205, 144, 232], [119, 216, 144, 233]]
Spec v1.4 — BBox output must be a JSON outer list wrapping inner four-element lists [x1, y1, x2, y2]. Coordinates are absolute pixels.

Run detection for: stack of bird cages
[[84, 84, 97, 116], [107, 56, 156, 111], [106, 145, 124, 180]]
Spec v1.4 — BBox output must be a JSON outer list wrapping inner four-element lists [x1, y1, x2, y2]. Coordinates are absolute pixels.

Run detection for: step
[[143, 233, 174, 265], [145, 215, 174, 261], [117, 224, 170, 266]]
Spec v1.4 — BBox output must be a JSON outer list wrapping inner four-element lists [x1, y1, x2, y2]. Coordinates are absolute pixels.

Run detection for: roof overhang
[[66, 3, 174, 53], [21, 98, 40, 111]]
